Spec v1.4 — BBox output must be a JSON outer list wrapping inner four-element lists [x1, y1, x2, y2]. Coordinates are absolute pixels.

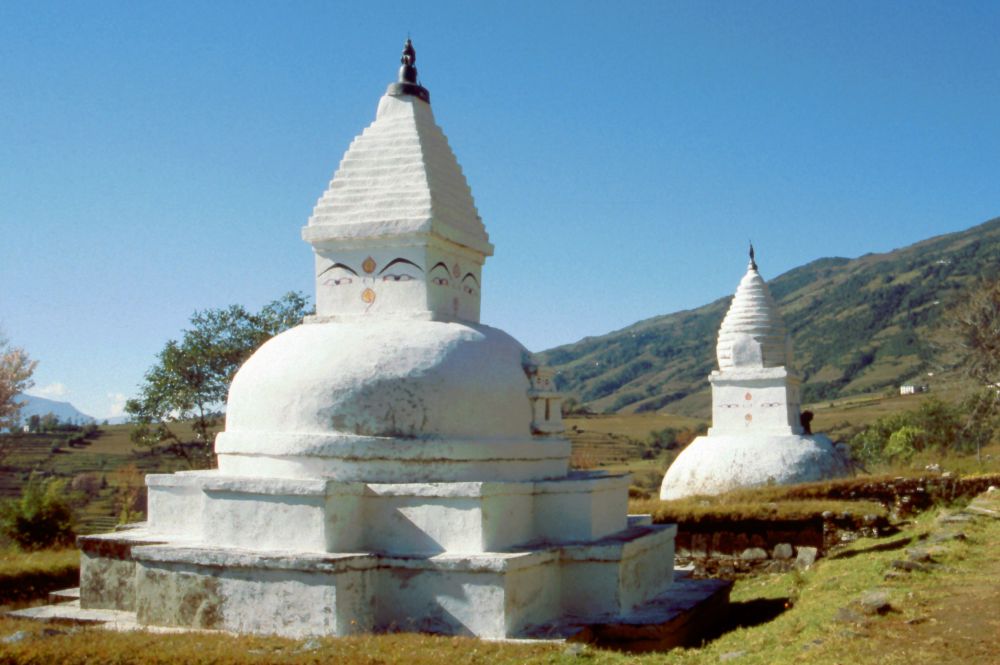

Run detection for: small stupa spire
[[387, 38, 430, 104], [748, 241, 757, 271]]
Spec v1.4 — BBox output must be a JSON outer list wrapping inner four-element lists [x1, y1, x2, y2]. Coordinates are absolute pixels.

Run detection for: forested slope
[[539, 216, 1000, 416]]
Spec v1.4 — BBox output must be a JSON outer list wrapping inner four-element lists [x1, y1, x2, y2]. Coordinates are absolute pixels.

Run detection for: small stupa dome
[[716, 245, 791, 370]]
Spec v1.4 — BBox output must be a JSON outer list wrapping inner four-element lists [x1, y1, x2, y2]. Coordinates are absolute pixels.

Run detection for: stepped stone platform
[[9, 572, 731, 648]]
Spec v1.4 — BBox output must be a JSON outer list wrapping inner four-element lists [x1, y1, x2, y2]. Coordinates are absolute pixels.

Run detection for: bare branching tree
[[954, 279, 1000, 462], [0, 334, 37, 429]]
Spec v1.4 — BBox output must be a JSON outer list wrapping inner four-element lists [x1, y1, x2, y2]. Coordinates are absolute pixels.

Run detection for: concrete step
[[48, 587, 80, 604], [7, 600, 138, 629]]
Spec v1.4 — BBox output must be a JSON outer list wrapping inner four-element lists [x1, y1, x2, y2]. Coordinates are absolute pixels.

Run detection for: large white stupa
[[659, 246, 850, 500], [74, 41, 682, 639]]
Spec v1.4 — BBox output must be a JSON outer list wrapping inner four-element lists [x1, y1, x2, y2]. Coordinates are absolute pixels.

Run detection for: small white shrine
[[660, 246, 850, 500], [75, 41, 680, 639]]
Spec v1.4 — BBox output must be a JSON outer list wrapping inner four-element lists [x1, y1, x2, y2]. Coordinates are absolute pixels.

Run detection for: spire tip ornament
[[387, 38, 431, 104], [748, 241, 757, 271]]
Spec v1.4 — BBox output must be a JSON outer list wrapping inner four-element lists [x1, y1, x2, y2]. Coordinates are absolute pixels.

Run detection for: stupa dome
[[715, 247, 791, 370], [215, 320, 569, 482]]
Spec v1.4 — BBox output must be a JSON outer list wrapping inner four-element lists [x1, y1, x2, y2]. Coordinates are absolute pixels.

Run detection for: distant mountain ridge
[[538, 216, 1000, 417], [16, 394, 95, 424]]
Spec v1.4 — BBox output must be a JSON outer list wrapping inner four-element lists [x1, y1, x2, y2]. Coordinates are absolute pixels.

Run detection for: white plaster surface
[[303, 93, 491, 324], [145, 471, 632, 556], [716, 260, 791, 371], [660, 434, 851, 500], [216, 319, 572, 482], [304, 94, 492, 257], [708, 368, 803, 435]]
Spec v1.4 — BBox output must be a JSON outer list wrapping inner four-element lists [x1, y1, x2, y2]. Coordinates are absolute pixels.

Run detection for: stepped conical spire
[[387, 38, 430, 104], [716, 247, 791, 370], [303, 39, 492, 322]]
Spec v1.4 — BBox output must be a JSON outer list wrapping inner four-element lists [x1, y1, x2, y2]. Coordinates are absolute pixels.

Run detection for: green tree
[[848, 398, 989, 467], [125, 292, 311, 467]]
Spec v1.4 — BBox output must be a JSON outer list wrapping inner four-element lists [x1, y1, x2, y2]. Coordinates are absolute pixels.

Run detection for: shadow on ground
[[828, 534, 916, 560], [592, 597, 791, 654]]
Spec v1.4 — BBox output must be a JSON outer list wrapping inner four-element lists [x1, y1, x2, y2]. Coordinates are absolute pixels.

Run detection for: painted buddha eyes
[[326, 277, 353, 286], [429, 263, 480, 299], [318, 257, 477, 310], [461, 273, 480, 297]]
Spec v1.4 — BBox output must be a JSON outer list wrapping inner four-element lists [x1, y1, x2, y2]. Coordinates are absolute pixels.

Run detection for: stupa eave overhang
[[302, 219, 494, 256]]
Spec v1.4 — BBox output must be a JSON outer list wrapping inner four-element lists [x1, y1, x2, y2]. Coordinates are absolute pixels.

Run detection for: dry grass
[[0, 549, 78, 580], [0, 548, 79, 607], [631, 497, 887, 524]]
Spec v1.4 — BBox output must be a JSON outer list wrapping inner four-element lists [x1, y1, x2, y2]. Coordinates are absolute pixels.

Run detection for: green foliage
[[848, 397, 991, 466], [884, 425, 925, 462], [0, 474, 76, 550], [125, 292, 312, 467]]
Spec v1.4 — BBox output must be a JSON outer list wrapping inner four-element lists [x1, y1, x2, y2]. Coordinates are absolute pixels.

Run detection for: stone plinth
[[79, 489, 676, 638]]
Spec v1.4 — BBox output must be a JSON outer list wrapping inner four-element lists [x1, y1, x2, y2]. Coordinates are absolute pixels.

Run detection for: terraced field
[[1, 425, 206, 534]]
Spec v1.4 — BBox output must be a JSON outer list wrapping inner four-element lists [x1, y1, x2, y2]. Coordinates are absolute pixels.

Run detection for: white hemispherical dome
[[214, 320, 570, 482]]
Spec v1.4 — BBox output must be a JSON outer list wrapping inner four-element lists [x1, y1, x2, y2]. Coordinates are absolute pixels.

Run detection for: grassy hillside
[[540, 216, 1000, 416]]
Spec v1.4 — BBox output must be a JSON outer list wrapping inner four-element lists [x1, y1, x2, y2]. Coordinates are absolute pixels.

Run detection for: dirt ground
[[837, 494, 1000, 664]]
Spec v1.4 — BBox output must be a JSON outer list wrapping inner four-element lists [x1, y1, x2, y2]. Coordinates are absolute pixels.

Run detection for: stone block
[[795, 546, 818, 569]]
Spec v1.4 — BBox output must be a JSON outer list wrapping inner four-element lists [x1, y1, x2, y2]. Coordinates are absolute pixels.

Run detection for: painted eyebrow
[[461, 273, 480, 286], [378, 258, 424, 274], [318, 262, 358, 277], [429, 262, 449, 274]]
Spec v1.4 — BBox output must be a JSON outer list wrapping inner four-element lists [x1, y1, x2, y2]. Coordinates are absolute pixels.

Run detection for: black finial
[[749, 241, 757, 271], [387, 38, 431, 104], [399, 38, 417, 83]]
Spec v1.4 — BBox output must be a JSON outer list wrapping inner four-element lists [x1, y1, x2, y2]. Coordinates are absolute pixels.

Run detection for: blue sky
[[2, 1, 998, 419]]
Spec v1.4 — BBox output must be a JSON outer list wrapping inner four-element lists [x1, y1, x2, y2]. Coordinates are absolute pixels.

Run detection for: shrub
[[884, 425, 925, 462], [847, 398, 990, 466], [0, 474, 76, 550]]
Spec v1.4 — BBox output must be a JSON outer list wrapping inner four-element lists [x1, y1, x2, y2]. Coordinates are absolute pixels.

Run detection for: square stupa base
[[78, 519, 675, 639]]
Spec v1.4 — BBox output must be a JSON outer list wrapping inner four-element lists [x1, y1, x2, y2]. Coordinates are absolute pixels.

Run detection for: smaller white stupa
[[660, 246, 850, 500]]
